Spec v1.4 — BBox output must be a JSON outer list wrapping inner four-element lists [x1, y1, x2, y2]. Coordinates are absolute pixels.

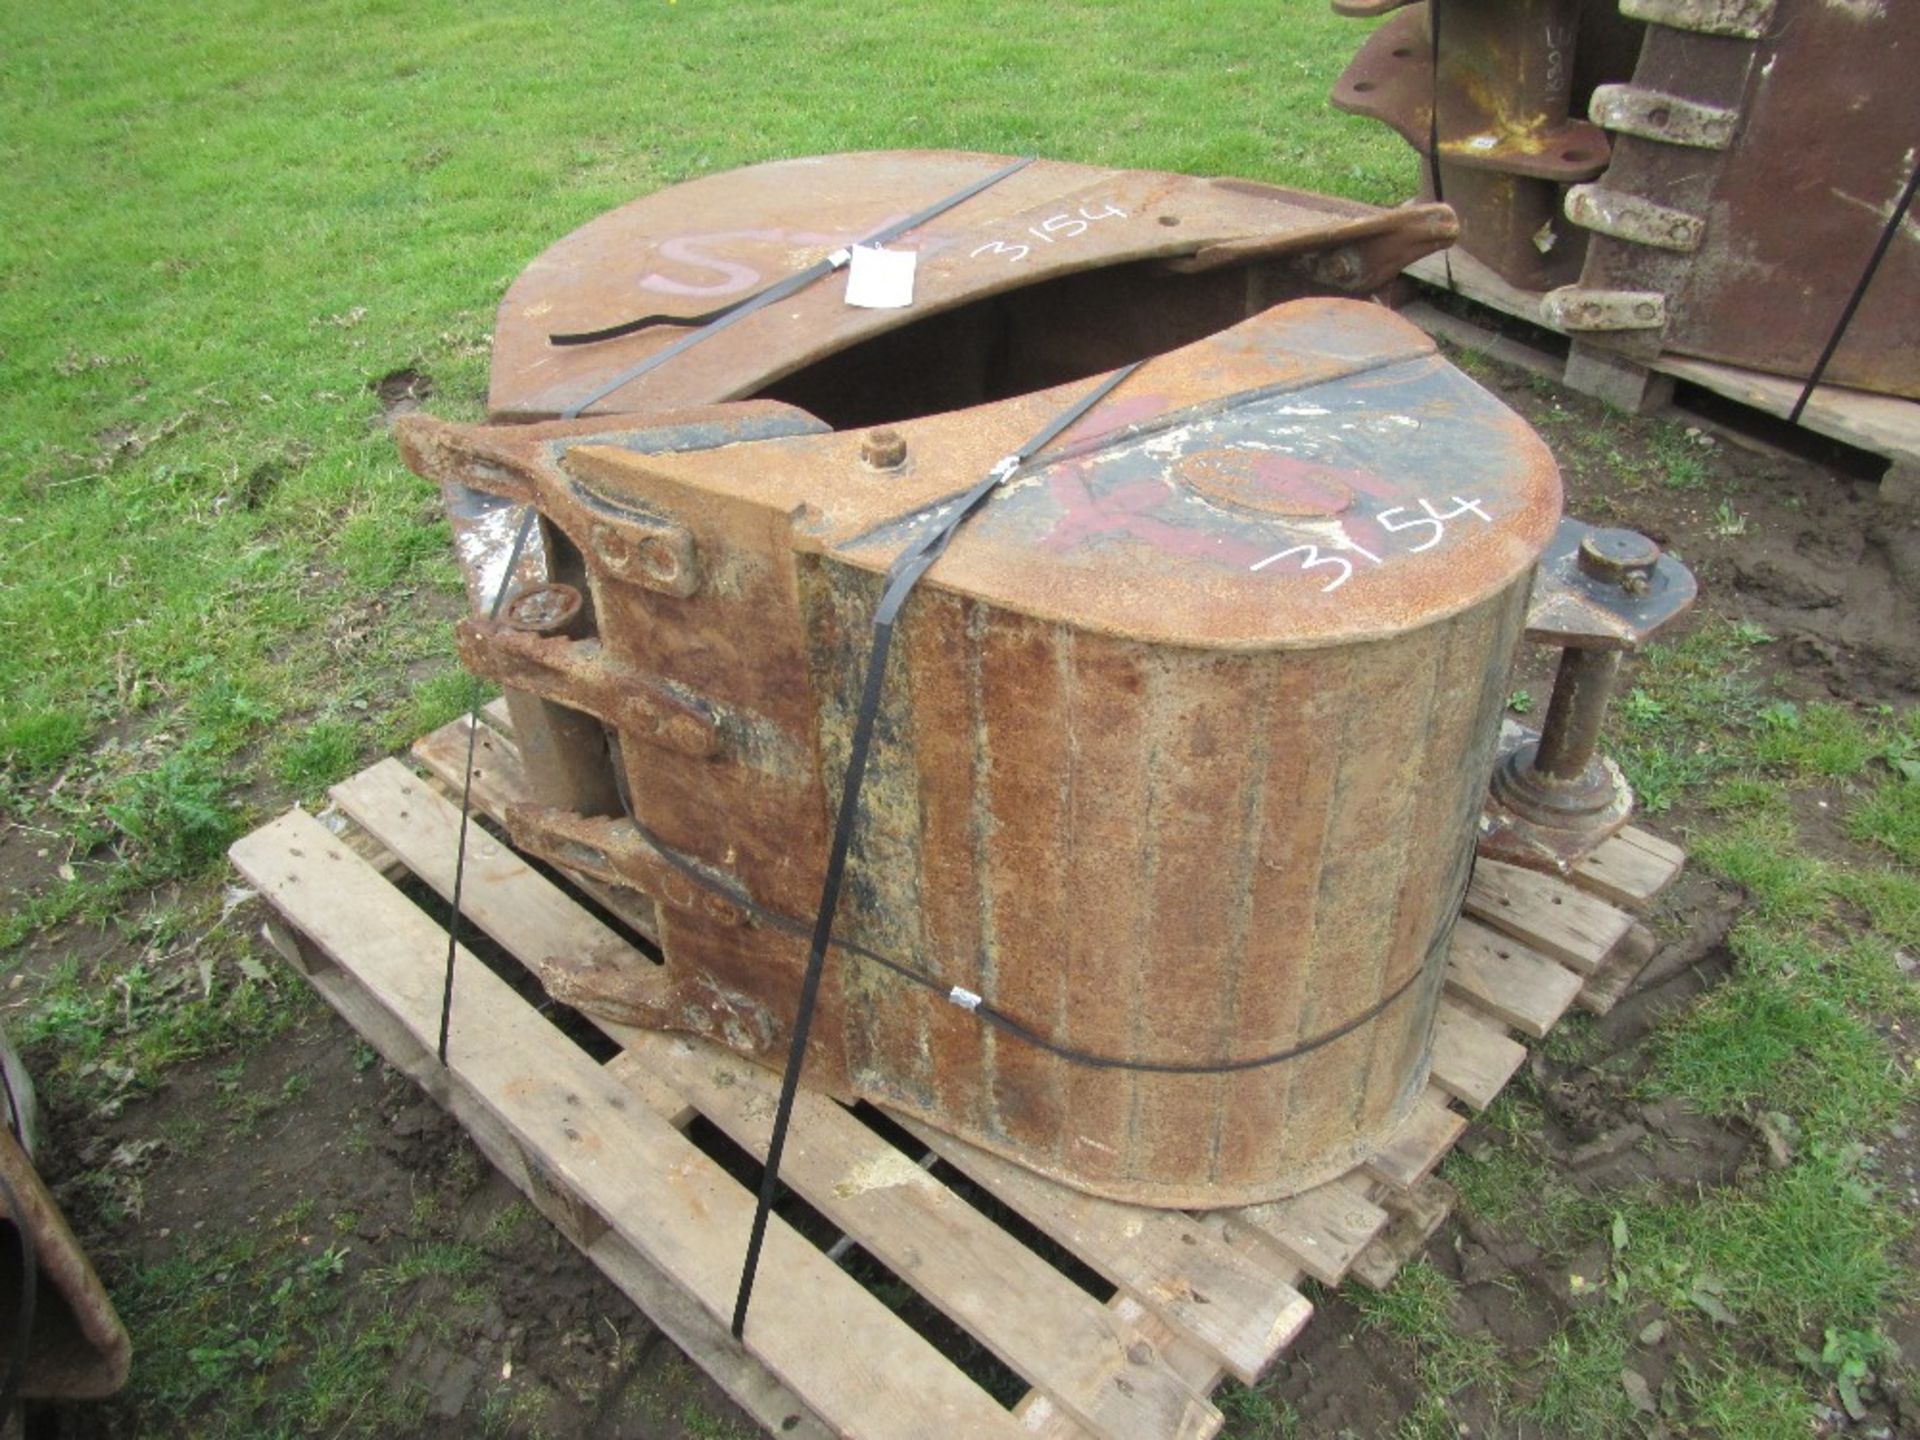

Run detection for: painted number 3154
[[1375, 495, 1491, 553], [970, 204, 1128, 264], [1250, 496, 1493, 594]]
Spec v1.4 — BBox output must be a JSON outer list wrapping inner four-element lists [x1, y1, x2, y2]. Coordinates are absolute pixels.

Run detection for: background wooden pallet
[[1401, 249, 1920, 484], [233, 710, 1684, 1439]]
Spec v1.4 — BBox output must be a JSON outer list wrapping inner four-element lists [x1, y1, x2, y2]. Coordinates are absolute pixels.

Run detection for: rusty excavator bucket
[[396, 150, 1683, 1205], [1332, 0, 1920, 401]]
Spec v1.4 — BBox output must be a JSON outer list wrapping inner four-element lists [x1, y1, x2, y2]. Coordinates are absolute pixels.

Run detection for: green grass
[[1350, 1261, 1510, 1437], [1673, 1357, 1817, 1440], [1524, 1315, 1638, 1439], [271, 716, 365, 795], [1751, 699, 1882, 779], [1605, 619, 1772, 813], [1614, 1147, 1905, 1349], [115, 1217, 428, 1439], [0, 1, 1408, 941], [1853, 774, 1920, 867]]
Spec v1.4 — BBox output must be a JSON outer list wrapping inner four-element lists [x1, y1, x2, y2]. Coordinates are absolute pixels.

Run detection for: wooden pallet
[[1402, 250, 1920, 483], [230, 708, 1684, 1440]]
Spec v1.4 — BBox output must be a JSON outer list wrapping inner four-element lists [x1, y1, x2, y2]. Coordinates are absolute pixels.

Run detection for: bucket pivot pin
[[1480, 519, 1696, 875]]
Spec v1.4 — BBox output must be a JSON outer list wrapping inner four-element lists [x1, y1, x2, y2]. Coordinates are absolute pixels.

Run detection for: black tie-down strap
[[437, 505, 541, 1065], [1789, 157, 1920, 425], [617, 806, 1457, 1077], [730, 362, 1138, 1337], [555, 155, 1036, 415]]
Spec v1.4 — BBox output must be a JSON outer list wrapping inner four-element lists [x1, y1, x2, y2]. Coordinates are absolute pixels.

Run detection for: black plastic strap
[[730, 362, 1137, 1339], [549, 298, 759, 349], [556, 155, 1036, 417], [437, 506, 539, 1066], [615, 806, 1444, 1076], [1789, 159, 1919, 425], [1429, 0, 1455, 292]]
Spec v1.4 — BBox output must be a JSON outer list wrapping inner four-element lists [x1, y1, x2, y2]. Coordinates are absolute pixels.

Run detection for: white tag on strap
[[845, 244, 917, 309]]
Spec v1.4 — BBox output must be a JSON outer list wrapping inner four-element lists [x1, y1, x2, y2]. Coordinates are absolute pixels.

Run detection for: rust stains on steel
[[0, 1127, 131, 1402], [1564, 0, 1920, 399], [1481, 520, 1696, 875], [1331, 0, 1920, 400], [399, 296, 1562, 1207], [1332, 0, 1623, 291], [486, 150, 1458, 423]]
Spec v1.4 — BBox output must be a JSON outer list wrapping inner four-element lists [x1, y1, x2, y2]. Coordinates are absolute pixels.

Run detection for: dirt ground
[[8, 339, 1920, 1438]]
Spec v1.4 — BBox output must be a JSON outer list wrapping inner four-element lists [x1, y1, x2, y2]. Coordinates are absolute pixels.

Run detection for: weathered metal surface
[[486, 151, 1457, 423], [1587, 83, 1737, 149], [1570, 0, 1920, 398], [400, 297, 1560, 1206], [1564, 184, 1702, 253], [1540, 285, 1667, 331], [1336, 0, 1918, 400], [1481, 715, 1633, 873], [1331, 1, 1635, 289], [1524, 518, 1697, 650], [1618, 0, 1774, 39], [1481, 521, 1695, 876], [0, 1124, 131, 1401]]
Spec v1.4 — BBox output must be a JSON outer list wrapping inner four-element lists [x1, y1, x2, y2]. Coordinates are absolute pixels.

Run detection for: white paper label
[[844, 244, 917, 309]]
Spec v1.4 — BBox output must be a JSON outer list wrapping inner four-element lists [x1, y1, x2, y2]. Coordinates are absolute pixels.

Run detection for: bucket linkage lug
[[1480, 519, 1696, 876]]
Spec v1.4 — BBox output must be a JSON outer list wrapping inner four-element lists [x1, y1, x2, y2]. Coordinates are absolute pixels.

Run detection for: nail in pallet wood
[[1401, 250, 1920, 483], [227, 710, 1685, 1440]]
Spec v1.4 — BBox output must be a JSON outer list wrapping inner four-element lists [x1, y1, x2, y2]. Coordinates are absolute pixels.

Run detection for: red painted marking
[[1032, 445, 1445, 576], [1183, 449, 1372, 516], [1039, 469, 1272, 566]]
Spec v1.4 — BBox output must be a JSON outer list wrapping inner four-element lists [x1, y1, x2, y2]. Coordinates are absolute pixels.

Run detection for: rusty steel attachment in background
[[401, 289, 1563, 1205], [1331, 0, 1632, 291], [1331, 0, 1920, 401], [1480, 520, 1695, 875], [0, 1031, 131, 1405]]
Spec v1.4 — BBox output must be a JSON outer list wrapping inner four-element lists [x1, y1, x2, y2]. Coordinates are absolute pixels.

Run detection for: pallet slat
[[627, 1032, 1222, 1440], [1233, 1175, 1389, 1288], [897, 1117, 1311, 1386], [1362, 1090, 1468, 1193], [1347, 1179, 1458, 1291], [1021, 1297, 1221, 1440], [1571, 828, 1686, 914], [411, 712, 531, 819], [1467, 860, 1636, 975], [1576, 922, 1663, 1017], [1429, 1000, 1527, 1112], [1444, 918, 1585, 1038], [233, 810, 1026, 1440], [331, 758, 641, 976]]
